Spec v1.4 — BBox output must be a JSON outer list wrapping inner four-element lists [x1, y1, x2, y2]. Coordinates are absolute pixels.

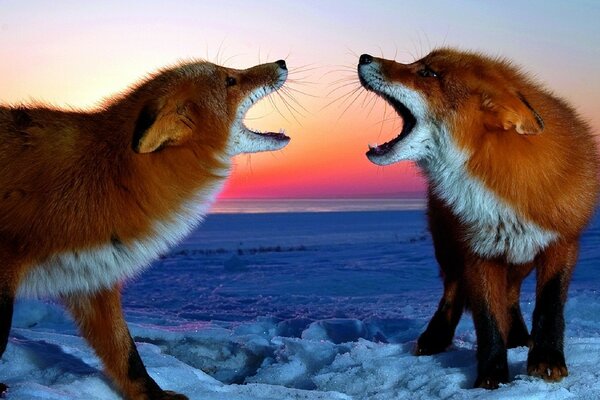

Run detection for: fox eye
[[225, 76, 237, 87], [418, 67, 438, 78]]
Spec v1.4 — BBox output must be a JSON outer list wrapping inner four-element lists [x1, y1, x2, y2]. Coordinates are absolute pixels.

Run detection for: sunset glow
[[1, 1, 598, 199]]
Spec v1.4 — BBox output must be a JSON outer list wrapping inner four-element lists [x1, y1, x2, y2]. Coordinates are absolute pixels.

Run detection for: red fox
[[0, 59, 290, 399], [358, 49, 599, 389]]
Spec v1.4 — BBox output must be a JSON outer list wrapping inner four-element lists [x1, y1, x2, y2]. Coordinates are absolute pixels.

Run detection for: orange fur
[[0, 61, 286, 259], [0, 59, 289, 399], [375, 49, 599, 236], [359, 48, 599, 388], [64, 287, 146, 398]]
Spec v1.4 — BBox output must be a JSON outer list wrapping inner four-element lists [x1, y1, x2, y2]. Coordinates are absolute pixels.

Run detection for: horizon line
[[218, 192, 426, 200]]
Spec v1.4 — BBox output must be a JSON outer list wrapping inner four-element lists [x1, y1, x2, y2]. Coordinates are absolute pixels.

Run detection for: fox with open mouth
[[0, 59, 290, 399], [358, 49, 599, 389]]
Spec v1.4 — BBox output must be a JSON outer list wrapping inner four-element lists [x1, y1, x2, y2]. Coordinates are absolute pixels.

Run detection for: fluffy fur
[[358, 48, 599, 389], [0, 59, 290, 399]]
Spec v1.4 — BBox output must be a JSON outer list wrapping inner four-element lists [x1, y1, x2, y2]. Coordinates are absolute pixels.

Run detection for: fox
[[0, 59, 290, 399], [357, 48, 599, 388]]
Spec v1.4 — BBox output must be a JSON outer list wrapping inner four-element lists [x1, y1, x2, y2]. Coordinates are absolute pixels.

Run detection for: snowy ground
[[2, 207, 600, 399]]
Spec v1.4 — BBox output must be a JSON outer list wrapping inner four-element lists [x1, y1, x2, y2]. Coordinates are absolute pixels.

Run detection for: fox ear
[[132, 100, 198, 154], [481, 90, 544, 135]]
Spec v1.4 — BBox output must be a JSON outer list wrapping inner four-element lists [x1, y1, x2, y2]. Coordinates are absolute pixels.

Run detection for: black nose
[[359, 54, 373, 65], [275, 59, 287, 70]]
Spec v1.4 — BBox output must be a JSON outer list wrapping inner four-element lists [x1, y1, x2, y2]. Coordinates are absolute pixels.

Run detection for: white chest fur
[[423, 130, 557, 264], [18, 177, 227, 298]]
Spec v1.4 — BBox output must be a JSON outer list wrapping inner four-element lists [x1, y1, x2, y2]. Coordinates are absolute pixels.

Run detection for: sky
[[1, 0, 599, 198]]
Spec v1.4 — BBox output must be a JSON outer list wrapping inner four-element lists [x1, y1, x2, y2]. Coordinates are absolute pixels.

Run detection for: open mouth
[[359, 78, 417, 157], [237, 76, 290, 146]]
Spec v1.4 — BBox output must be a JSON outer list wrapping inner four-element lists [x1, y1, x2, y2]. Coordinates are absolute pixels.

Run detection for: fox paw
[[474, 354, 509, 390], [145, 390, 188, 400], [527, 347, 568, 381], [474, 375, 505, 390], [415, 330, 452, 355], [159, 391, 188, 400]]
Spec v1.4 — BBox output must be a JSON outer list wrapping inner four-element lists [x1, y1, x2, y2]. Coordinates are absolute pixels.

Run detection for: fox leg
[[416, 277, 465, 355], [63, 286, 187, 400], [416, 193, 465, 355], [527, 240, 578, 382], [0, 248, 22, 397], [0, 287, 14, 397], [466, 258, 510, 389], [506, 263, 534, 348]]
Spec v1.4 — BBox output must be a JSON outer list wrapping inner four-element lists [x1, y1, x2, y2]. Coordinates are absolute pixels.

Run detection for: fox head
[[357, 49, 544, 166], [126, 59, 290, 158]]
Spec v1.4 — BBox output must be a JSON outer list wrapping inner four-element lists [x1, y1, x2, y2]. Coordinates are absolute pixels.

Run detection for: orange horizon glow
[[1, 1, 598, 199]]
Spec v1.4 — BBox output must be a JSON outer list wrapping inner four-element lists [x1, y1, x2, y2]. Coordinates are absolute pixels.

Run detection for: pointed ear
[[132, 100, 198, 154], [481, 90, 544, 135]]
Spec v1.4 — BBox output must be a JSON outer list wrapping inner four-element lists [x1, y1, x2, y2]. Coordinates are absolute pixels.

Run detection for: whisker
[[378, 102, 389, 140], [407, 37, 419, 62], [222, 53, 244, 66], [288, 69, 322, 78], [330, 64, 357, 70], [286, 79, 319, 86], [246, 154, 253, 174], [322, 85, 363, 110], [361, 90, 376, 108], [280, 88, 310, 113], [326, 81, 361, 97], [423, 29, 432, 55], [289, 64, 321, 72], [326, 85, 361, 99], [215, 38, 227, 65], [442, 27, 449, 48], [392, 117, 403, 132], [281, 86, 319, 98], [328, 76, 359, 85], [327, 75, 359, 84], [371, 115, 402, 126], [278, 91, 306, 118], [365, 92, 380, 118], [345, 47, 359, 58], [269, 150, 280, 161], [336, 88, 368, 121], [243, 111, 275, 120], [267, 95, 291, 124], [275, 91, 304, 125], [324, 67, 356, 74], [321, 67, 356, 77]]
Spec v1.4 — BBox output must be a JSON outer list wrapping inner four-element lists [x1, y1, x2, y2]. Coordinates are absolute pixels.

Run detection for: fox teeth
[[279, 128, 286, 134], [369, 143, 378, 149]]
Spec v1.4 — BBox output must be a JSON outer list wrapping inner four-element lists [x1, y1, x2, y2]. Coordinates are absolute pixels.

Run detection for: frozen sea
[[2, 199, 600, 400]]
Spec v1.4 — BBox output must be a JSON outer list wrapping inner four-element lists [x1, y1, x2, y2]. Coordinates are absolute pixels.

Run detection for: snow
[[2, 206, 600, 399]]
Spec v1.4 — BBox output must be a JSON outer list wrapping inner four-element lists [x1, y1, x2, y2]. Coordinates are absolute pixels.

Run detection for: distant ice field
[[121, 209, 600, 326], [122, 210, 438, 324]]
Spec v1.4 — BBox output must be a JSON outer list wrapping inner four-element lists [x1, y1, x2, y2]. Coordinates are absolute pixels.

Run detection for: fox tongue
[[252, 128, 289, 141]]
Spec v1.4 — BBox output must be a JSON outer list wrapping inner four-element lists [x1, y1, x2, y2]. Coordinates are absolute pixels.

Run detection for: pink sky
[[1, 1, 598, 198]]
